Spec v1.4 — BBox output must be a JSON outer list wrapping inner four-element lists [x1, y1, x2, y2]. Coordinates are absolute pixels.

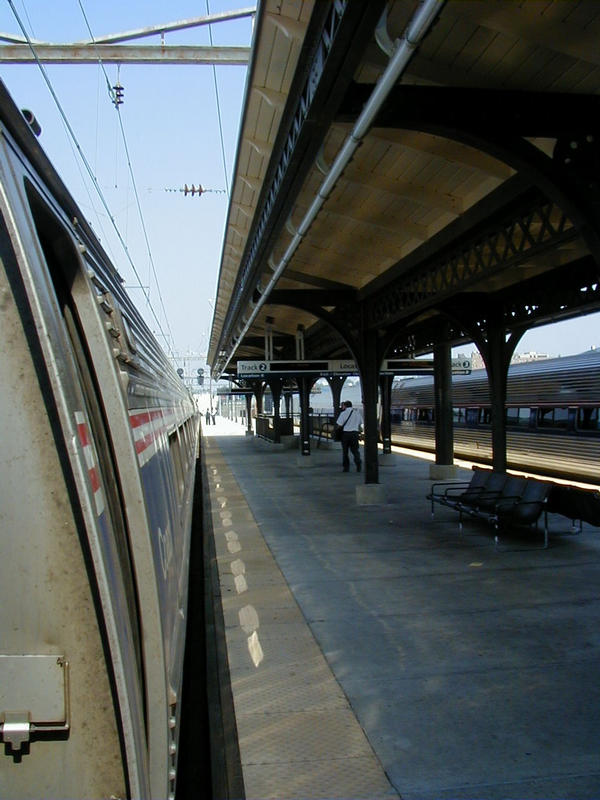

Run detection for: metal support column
[[265, 316, 274, 361], [327, 375, 346, 419], [248, 379, 264, 417], [360, 330, 380, 485], [269, 379, 283, 443], [295, 324, 305, 360], [486, 321, 508, 473], [433, 339, 453, 466], [298, 375, 311, 456], [379, 374, 393, 455], [245, 392, 253, 434]]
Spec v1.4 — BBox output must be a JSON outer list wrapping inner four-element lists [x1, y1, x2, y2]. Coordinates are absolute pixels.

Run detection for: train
[[391, 349, 600, 483], [0, 80, 199, 799]]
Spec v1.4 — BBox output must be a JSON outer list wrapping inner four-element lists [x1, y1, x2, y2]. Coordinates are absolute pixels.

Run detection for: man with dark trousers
[[335, 400, 363, 472]]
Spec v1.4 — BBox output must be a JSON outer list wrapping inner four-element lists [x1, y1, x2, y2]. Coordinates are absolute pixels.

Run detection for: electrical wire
[[17, 0, 35, 39], [76, 0, 176, 356], [6, 0, 177, 358], [206, 0, 230, 197]]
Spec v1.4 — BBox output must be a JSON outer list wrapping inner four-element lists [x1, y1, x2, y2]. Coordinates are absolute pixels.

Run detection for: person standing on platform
[[205, 409, 211, 425], [336, 400, 362, 472]]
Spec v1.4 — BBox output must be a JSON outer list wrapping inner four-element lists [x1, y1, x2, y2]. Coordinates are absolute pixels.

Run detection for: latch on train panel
[[0, 655, 70, 754]]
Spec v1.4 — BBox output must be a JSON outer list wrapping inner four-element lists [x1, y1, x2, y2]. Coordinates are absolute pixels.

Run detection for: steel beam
[[338, 84, 600, 139], [76, 8, 256, 45], [366, 194, 577, 330], [0, 44, 250, 65]]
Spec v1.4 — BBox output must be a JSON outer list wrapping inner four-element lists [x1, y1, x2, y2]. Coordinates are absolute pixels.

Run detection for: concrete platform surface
[[202, 417, 600, 800]]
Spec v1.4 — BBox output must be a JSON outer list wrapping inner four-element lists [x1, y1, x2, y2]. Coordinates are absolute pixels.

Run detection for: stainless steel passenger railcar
[[391, 350, 600, 483], [0, 82, 199, 798]]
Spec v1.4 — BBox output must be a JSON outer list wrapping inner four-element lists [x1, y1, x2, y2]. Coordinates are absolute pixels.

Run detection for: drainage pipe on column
[[219, 0, 445, 377]]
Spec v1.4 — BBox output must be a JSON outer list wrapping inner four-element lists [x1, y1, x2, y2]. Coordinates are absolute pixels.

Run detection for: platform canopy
[[208, 0, 600, 379]]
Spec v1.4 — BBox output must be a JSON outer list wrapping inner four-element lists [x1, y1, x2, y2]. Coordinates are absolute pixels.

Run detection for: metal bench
[[428, 468, 552, 547], [427, 466, 493, 517], [547, 485, 600, 532]]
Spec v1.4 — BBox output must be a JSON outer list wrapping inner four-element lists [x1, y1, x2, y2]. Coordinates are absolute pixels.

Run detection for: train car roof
[[395, 348, 600, 391]]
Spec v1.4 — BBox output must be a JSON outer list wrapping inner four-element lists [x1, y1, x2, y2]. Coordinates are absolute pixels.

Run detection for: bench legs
[[493, 511, 549, 551]]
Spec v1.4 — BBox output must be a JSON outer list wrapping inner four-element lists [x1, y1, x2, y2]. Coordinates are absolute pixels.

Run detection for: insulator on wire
[[160, 185, 226, 196], [112, 83, 124, 107], [183, 183, 204, 196]]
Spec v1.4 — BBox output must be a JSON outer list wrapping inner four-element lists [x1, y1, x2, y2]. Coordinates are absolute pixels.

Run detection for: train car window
[[390, 409, 402, 423], [169, 429, 185, 501], [182, 418, 193, 462], [538, 407, 569, 428], [538, 408, 551, 427], [481, 407, 492, 425], [453, 408, 465, 424], [121, 314, 138, 354], [578, 407, 600, 431], [554, 407, 569, 428], [507, 407, 530, 426], [465, 408, 479, 426], [506, 407, 519, 425]]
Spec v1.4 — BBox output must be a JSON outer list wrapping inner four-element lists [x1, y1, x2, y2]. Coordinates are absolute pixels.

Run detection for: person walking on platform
[[336, 400, 362, 472]]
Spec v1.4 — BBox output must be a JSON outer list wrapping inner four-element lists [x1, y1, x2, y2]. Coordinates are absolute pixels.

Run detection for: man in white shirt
[[335, 400, 363, 472]]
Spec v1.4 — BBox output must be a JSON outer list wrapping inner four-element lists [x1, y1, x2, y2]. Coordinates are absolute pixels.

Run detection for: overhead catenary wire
[[206, 0, 230, 197], [17, 0, 36, 40], [7, 0, 177, 359], [76, 0, 176, 357]]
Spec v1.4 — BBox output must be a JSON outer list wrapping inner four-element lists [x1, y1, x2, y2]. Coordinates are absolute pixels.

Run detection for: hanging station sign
[[236, 359, 357, 377], [381, 358, 471, 375], [237, 357, 471, 378]]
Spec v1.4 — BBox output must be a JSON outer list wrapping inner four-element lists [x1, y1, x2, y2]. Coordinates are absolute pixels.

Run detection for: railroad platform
[[202, 416, 600, 800]]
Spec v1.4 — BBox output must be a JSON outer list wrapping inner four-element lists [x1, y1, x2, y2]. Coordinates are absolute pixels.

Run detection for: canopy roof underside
[[209, 0, 600, 376]]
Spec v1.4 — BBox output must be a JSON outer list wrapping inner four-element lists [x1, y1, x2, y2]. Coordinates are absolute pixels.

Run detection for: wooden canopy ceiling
[[208, 0, 600, 377]]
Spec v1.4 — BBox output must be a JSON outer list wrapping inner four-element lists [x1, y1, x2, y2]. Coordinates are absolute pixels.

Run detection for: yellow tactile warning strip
[[203, 435, 398, 800]]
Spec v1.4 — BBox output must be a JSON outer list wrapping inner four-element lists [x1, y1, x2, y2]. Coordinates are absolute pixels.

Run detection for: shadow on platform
[[202, 418, 600, 800]]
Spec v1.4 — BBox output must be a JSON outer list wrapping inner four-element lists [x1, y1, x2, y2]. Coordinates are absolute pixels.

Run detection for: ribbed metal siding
[[392, 349, 600, 408], [391, 423, 600, 482]]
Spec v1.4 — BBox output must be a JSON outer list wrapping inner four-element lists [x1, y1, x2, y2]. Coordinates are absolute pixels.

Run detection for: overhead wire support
[[75, 7, 256, 45], [0, 8, 255, 65]]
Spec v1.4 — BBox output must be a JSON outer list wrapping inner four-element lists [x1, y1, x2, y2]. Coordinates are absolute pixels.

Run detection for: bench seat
[[427, 467, 493, 517], [427, 468, 553, 548]]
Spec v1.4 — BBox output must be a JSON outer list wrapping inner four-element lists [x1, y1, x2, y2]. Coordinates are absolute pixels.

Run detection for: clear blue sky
[[0, 0, 251, 362], [1, 1, 598, 363]]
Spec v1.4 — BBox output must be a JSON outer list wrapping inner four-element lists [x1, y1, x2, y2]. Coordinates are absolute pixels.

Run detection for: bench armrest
[[429, 480, 470, 494]]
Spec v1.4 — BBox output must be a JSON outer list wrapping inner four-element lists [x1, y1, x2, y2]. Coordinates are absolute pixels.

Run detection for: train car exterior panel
[[0, 81, 199, 798], [393, 425, 600, 482], [26, 159, 172, 798], [0, 190, 138, 796]]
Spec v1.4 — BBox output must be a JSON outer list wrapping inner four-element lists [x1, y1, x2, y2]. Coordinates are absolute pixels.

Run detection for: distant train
[[391, 349, 600, 482], [0, 81, 199, 798]]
